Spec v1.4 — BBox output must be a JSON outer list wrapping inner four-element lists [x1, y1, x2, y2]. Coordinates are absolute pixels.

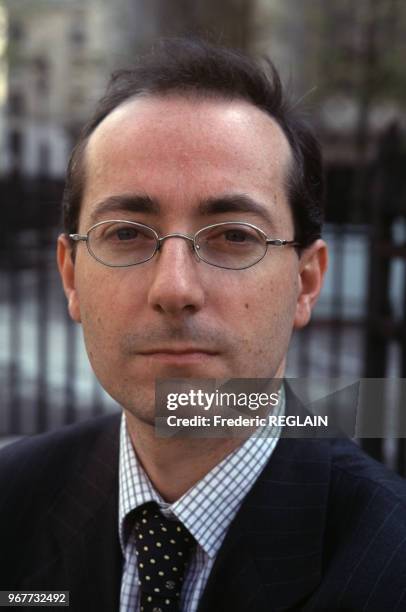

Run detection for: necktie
[[134, 502, 196, 612]]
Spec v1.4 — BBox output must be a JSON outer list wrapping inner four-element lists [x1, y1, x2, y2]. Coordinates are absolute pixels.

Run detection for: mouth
[[138, 348, 218, 364]]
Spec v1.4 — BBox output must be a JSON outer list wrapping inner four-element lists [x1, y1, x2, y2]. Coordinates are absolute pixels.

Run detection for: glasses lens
[[196, 223, 267, 269], [88, 221, 157, 266]]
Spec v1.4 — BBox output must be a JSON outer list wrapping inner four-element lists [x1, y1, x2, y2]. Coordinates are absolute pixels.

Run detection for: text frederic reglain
[[163, 389, 328, 429]]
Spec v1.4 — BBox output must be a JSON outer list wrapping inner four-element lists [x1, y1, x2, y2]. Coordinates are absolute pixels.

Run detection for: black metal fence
[[1, 176, 118, 436]]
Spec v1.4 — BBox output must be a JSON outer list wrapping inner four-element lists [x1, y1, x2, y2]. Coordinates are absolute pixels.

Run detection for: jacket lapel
[[21, 415, 122, 612], [198, 395, 332, 612]]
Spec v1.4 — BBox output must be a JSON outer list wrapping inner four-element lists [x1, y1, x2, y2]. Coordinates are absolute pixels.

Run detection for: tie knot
[[134, 502, 195, 609]]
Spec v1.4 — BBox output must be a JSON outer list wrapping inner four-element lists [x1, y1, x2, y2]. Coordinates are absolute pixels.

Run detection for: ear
[[57, 234, 81, 323], [293, 239, 328, 329]]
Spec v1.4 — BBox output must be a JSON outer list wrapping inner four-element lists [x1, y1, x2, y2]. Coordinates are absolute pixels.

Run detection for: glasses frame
[[69, 219, 301, 270]]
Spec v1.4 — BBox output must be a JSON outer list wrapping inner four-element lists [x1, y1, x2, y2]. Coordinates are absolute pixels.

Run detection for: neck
[[124, 410, 243, 502]]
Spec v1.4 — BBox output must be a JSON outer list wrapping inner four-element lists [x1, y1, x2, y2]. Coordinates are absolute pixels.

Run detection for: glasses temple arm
[[69, 234, 88, 242], [266, 239, 301, 246]]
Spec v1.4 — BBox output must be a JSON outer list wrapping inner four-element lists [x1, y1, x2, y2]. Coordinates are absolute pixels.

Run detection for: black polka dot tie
[[134, 502, 196, 612]]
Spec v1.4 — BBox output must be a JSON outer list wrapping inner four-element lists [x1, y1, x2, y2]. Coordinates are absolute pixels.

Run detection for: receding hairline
[[78, 89, 295, 218]]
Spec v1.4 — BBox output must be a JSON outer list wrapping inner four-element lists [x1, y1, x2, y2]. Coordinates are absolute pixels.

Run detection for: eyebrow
[[89, 194, 159, 223], [197, 194, 275, 226], [89, 192, 275, 227]]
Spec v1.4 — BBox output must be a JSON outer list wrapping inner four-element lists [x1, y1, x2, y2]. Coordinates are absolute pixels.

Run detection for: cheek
[[236, 268, 299, 336], [77, 263, 142, 311], [239, 275, 281, 309], [80, 301, 114, 360], [216, 260, 298, 314], [75, 270, 130, 349]]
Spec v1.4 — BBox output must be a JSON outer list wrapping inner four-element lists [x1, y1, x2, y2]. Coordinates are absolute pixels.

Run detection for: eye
[[199, 224, 263, 249], [102, 224, 151, 243], [223, 229, 251, 243], [115, 227, 138, 241]]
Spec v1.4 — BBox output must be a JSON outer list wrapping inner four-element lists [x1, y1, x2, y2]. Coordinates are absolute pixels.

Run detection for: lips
[[138, 347, 218, 363], [140, 348, 217, 355]]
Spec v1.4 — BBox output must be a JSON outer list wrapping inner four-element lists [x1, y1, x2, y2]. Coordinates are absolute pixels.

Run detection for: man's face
[[58, 95, 326, 424]]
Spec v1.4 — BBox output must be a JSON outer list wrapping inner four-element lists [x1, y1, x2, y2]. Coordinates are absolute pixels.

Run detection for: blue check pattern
[[119, 389, 284, 612]]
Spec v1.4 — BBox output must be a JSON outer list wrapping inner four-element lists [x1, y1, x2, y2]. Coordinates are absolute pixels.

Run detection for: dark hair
[[62, 38, 324, 246]]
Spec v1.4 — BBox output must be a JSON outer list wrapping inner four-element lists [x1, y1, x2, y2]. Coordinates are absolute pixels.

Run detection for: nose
[[147, 234, 205, 315]]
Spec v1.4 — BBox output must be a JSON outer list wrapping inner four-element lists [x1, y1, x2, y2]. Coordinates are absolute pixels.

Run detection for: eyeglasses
[[69, 220, 301, 270]]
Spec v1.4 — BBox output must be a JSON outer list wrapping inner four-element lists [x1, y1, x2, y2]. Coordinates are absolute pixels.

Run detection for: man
[[1, 39, 406, 612]]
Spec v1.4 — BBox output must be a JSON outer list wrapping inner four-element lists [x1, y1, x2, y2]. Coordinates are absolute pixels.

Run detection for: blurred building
[[2, 0, 139, 178], [3, 0, 406, 179]]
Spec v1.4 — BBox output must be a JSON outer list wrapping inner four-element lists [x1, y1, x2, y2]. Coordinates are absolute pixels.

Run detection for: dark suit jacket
[[1, 409, 406, 611]]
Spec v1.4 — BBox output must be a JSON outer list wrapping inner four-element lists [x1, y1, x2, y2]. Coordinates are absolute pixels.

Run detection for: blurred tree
[[314, 0, 406, 105], [306, 0, 406, 218]]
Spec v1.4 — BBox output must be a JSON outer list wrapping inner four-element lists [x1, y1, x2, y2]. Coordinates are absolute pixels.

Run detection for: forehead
[[81, 94, 293, 227]]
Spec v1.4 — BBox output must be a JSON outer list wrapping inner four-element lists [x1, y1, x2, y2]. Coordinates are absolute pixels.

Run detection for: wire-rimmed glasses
[[69, 220, 301, 270]]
